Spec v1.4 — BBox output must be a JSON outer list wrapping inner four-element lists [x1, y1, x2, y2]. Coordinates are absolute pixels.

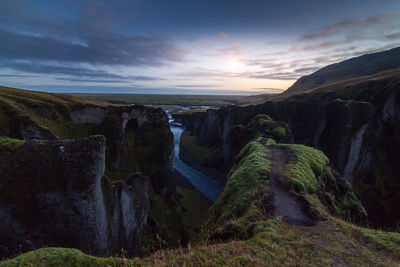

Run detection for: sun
[[226, 57, 244, 73]]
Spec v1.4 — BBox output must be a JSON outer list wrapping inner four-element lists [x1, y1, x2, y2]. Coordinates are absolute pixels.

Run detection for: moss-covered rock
[[204, 137, 366, 242]]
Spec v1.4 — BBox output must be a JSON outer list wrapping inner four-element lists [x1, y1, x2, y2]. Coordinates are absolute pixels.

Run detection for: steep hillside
[[284, 47, 400, 95]]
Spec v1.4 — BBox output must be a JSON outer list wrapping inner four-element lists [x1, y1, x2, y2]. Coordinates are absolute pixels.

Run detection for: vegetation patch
[[274, 143, 367, 222], [204, 140, 272, 240], [4, 218, 400, 266], [0, 247, 136, 267], [180, 131, 212, 164], [177, 186, 211, 245], [80, 94, 242, 106], [0, 136, 25, 150]]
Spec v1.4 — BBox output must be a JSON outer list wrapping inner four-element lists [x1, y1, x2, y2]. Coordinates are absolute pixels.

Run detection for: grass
[[0, 247, 136, 267], [274, 143, 367, 222], [0, 136, 25, 150], [204, 140, 272, 240], [3, 218, 400, 266], [144, 217, 400, 266], [177, 186, 211, 245], [277, 144, 329, 194], [0, 86, 110, 139], [78, 94, 243, 106], [179, 131, 212, 164], [140, 184, 184, 255], [269, 127, 286, 140]]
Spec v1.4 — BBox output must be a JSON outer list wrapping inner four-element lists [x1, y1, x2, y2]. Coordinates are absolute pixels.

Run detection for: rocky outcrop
[[0, 136, 151, 258], [71, 106, 109, 125], [204, 136, 366, 241], [0, 88, 176, 258]]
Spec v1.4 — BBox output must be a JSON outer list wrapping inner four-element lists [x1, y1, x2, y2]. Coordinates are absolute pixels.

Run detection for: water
[[166, 109, 223, 202]]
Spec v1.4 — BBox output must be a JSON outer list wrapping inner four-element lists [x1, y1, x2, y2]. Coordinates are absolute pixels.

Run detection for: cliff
[[0, 86, 175, 257], [177, 68, 400, 229], [0, 136, 149, 257], [3, 132, 400, 266]]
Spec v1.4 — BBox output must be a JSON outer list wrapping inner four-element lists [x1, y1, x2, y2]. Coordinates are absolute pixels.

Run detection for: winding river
[[166, 109, 223, 202]]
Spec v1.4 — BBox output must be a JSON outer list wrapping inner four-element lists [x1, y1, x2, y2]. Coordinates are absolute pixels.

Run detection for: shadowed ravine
[[167, 110, 223, 202], [270, 147, 315, 226]]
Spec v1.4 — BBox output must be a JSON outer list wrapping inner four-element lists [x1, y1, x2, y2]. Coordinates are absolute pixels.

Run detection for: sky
[[0, 0, 399, 95]]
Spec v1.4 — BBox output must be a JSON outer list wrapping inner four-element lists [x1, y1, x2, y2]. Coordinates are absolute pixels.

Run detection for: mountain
[[284, 47, 400, 95]]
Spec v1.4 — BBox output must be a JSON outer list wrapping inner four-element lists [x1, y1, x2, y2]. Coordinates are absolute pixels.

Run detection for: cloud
[[0, 28, 186, 67], [0, 74, 39, 78], [245, 71, 299, 80], [0, 61, 163, 83], [303, 40, 343, 51], [203, 45, 242, 57], [299, 13, 395, 41], [54, 75, 163, 83], [0, 2, 186, 83], [294, 67, 320, 74], [385, 32, 400, 40], [252, 87, 285, 92], [199, 32, 231, 48], [174, 84, 220, 88]]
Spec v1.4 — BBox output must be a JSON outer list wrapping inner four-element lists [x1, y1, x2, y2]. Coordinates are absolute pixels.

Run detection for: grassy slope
[[238, 68, 400, 106], [0, 86, 109, 139], [284, 47, 400, 95]]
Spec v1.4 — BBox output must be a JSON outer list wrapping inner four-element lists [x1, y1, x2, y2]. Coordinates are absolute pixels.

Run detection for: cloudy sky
[[0, 0, 399, 94]]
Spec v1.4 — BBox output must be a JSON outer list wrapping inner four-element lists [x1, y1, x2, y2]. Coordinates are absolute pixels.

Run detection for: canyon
[[1, 47, 400, 266]]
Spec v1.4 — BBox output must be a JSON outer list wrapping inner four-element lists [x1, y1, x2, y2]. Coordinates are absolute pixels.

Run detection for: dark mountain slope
[[284, 47, 400, 95]]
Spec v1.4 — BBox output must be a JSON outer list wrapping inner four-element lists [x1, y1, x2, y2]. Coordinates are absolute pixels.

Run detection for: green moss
[[180, 131, 212, 164], [277, 144, 329, 194], [140, 183, 185, 255], [0, 247, 138, 267], [270, 127, 286, 140], [273, 143, 366, 222], [204, 140, 272, 240], [0, 136, 25, 150], [177, 186, 211, 245]]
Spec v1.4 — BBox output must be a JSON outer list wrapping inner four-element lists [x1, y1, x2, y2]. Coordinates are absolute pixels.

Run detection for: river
[[166, 109, 223, 202]]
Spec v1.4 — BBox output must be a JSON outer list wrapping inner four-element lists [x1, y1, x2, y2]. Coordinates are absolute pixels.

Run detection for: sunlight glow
[[226, 57, 245, 73]]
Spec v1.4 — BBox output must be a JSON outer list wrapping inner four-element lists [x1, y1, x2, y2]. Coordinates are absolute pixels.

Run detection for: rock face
[[0, 88, 175, 258], [0, 136, 151, 258], [178, 69, 400, 229]]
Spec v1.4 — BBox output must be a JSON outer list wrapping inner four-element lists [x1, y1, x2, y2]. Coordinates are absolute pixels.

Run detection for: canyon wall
[[0, 89, 175, 257], [177, 72, 400, 228]]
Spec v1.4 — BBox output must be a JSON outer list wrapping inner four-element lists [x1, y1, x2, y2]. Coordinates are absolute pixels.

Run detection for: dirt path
[[269, 147, 315, 226]]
